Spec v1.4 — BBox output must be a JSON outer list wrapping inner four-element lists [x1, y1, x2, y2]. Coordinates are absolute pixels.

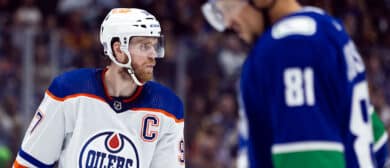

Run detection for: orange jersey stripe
[[45, 90, 106, 103], [45, 90, 184, 123], [131, 107, 184, 123], [13, 160, 28, 168]]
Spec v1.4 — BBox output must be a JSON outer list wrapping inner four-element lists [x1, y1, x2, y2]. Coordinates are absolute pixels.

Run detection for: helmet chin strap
[[118, 47, 145, 86], [127, 68, 144, 86]]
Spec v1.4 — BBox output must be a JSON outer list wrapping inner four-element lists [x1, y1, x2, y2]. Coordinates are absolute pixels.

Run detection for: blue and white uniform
[[14, 68, 185, 168]]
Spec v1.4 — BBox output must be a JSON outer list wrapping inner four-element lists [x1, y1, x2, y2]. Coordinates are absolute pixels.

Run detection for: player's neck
[[269, 0, 302, 24], [104, 66, 137, 98]]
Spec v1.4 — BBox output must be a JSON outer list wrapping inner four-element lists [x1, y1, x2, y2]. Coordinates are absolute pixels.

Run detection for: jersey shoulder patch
[[271, 16, 317, 39], [300, 6, 325, 15]]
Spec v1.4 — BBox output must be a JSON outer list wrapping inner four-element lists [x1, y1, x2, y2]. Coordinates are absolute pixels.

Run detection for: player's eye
[[139, 43, 152, 51]]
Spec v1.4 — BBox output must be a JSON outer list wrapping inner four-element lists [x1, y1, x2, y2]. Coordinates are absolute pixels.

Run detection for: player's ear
[[111, 39, 127, 63], [112, 41, 122, 58], [110, 37, 122, 60]]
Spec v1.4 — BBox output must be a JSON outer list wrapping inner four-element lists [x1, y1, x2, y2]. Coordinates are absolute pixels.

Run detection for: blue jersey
[[240, 7, 388, 168]]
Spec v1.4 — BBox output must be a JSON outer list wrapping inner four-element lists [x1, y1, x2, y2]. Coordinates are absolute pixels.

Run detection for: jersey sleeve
[[149, 102, 185, 168], [13, 81, 65, 168], [371, 109, 388, 167]]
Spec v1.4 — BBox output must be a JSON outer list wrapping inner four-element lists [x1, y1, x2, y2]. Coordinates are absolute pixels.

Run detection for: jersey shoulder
[[247, 7, 351, 87], [266, 6, 347, 43], [252, 7, 348, 63], [48, 68, 101, 98], [138, 81, 184, 120]]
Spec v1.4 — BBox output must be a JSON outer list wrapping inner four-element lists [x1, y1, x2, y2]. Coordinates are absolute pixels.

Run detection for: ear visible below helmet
[[100, 8, 164, 86]]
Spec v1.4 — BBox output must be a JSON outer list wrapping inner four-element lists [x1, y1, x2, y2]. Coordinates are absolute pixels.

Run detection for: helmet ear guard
[[100, 8, 164, 86]]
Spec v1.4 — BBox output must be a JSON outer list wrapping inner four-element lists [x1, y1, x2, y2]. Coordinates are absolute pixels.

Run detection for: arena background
[[0, 0, 389, 167]]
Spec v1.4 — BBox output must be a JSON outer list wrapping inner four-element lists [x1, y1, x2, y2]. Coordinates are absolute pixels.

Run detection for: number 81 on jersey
[[284, 67, 315, 107]]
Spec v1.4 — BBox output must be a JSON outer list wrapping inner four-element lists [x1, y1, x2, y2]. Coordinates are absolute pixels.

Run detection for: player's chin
[[139, 72, 154, 82], [239, 33, 255, 45]]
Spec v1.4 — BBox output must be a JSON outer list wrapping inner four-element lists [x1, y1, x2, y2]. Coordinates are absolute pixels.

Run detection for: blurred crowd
[[0, 0, 389, 167]]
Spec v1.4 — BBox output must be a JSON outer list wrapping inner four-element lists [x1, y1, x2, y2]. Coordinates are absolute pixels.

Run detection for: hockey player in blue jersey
[[202, 0, 388, 167], [13, 8, 185, 168]]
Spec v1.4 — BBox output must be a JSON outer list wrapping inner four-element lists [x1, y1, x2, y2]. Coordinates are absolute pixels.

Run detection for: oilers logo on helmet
[[79, 131, 139, 168]]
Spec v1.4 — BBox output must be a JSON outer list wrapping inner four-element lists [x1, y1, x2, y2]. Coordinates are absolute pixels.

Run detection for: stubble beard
[[133, 64, 154, 83]]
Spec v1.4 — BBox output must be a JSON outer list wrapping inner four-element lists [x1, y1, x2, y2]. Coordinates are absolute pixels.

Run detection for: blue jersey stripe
[[18, 149, 56, 168]]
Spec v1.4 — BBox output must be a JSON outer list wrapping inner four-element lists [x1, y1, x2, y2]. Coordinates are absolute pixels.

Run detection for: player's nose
[[147, 48, 157, 59]]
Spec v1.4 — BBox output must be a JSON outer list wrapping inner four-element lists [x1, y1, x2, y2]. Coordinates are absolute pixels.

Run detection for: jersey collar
[[101, 68, 144, 103]]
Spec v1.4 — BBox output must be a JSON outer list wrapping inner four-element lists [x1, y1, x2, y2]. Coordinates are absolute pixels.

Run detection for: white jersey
[[13, 68, 185, 168]]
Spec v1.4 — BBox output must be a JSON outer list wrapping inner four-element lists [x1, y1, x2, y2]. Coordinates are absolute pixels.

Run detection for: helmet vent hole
[[141, 25, 147, 28], [137, 19, 142, 22], [146, 17, 154, 20]]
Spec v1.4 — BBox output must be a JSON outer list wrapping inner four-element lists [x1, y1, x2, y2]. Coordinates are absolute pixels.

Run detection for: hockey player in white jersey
[[13, 8, 185, 168]]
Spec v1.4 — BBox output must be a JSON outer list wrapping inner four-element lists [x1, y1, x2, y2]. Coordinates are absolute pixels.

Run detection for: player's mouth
[[145, 64, 155, 71], [231, 22, 241, 35], [146, 63, 155, 67]]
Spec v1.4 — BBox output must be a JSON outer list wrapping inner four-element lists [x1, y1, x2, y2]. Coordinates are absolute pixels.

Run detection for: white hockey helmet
[[100, 8, 164, 85]]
